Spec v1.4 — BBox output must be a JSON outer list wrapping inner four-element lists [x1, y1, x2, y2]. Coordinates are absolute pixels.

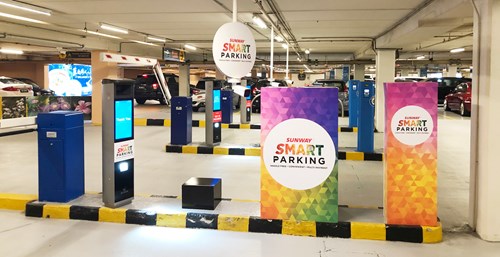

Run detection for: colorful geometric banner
[[384, 82, 438, 226], [260, 87, 338, 222]]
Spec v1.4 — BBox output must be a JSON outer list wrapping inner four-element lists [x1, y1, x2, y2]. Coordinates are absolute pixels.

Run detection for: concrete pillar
[[179, 63, 190, 96], [374, 49, 396, 132], [354, 64, 365, 81], [335, 68, 343, 80], [447, 65, 458, 77], [469, 0, 500, 242], [91, 50, 121, 125]]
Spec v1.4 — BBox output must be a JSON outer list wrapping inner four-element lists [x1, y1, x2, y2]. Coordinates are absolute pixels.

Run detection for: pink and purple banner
[[384, 82, 438, 226], [260, 87, 339, 222]]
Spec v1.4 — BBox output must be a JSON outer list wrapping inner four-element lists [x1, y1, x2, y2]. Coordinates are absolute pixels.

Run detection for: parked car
[[15, 78, 54, 96], [311, 79, 349, 116], [444, 82, 471, 116], [191, 78, 244, 112], [0, 76, 33, 97], [134, 73, 179, 105], [423, 77, 472, 104], [251, 79, 288, 113]]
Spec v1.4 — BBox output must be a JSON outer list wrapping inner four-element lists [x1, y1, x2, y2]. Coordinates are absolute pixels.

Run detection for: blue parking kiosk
[[348, 80, 360, 128], [357, 81, 375, 153], [171, 96, 193, 145], [37, 111, 84, 202]]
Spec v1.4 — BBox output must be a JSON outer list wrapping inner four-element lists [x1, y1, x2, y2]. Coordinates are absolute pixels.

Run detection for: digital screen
[[115, 100, 133, 141], [48, 64, 92, 96], [213, 90, 221, 111], [246, 85, 251, 100]]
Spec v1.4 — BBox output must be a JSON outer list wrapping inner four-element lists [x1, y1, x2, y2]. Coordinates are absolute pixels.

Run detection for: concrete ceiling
[[0, 0, 474, 69]]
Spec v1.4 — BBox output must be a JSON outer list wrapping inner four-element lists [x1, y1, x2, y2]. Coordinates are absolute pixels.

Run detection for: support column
[[179, 63, 190, 96], [354, 64, 365, 81], [374, 49, 396, 132], [447, 64, 458, 77], [469, 0, 500, 242], [334, 68, 343, 80], [91, 50, 121, 125]]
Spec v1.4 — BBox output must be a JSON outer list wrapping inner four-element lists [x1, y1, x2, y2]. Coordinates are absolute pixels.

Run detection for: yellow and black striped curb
[[24, 202, 441, 243], [165, 145, 384, 161], [134, 118, 358, 132]]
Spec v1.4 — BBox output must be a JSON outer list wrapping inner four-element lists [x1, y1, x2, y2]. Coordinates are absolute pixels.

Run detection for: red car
[[444, 82, 471, 116]]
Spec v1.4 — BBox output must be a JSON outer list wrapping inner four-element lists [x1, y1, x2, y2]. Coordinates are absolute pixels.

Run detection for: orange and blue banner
[[384, 82, 438, 226]]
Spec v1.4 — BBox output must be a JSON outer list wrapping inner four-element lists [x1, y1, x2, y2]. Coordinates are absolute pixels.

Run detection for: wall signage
[[261, 87, 338, 223], [384, 82, 438, 226], [212, 22, 256, 79]]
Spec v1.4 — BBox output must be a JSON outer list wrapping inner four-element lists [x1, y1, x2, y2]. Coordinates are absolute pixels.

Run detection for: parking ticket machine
[[102, 79, 135, 208], [205, 80, 222, 146], [240, 79, 251, 124]]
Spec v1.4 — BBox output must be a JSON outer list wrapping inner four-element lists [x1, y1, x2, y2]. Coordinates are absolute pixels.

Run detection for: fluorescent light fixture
[[416, 55, 426, 60], [450, 47, 465, 53], [0, 11, 47, 24], [147, 36, 166, 43], [282, 43, 288, 49], [184, 44, 196, 51], [131, 40, 158, 46], [297, 57, 302, 62], [100, 23, 128, 34], [84, 30, 122, 39], [0, 0, 51, 16], [252, 16, 267, 29], [275, 35, 283, 42], [303, 64, 310, 70], [0, 48, 23, 54], [305, 49, 310, 54]]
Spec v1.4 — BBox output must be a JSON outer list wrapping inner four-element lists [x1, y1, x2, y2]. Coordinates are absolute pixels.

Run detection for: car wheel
[[444, 99, 450, 111], [460, 102, 470, 116], [136, 98, 146, 104], [192, 106, 199, 112], [159, 98, 167, 105]]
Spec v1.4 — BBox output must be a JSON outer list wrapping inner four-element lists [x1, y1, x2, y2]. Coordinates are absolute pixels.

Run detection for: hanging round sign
[[212, 22, 256, 79]]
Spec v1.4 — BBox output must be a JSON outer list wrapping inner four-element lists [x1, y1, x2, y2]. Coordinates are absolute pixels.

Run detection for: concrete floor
[[1, 103, 498, 256]]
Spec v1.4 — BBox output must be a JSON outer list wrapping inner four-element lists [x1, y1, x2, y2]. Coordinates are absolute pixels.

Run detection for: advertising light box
[[48, 64, 92, 96]]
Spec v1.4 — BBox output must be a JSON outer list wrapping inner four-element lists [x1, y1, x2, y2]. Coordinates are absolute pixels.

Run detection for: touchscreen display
[[213, 90, 221, 111], [115, 100, 133, 140]]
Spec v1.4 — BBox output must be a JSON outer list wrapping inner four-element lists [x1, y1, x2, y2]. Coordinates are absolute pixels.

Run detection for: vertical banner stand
[[384, 82, 438, 226]]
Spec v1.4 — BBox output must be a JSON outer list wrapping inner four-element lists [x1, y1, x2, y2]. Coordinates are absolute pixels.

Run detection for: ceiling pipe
[[2, 33, 84, 48]]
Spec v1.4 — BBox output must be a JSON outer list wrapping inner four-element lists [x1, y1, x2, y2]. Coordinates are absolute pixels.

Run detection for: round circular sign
[[212, 22, 256, 79], [390, 105, 434, 146], [263, 119, 336, 190]]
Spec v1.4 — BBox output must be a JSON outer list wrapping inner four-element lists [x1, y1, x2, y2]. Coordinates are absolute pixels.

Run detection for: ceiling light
[[100, 23, 128, 34], [416, 55, 426, 60], [0, 48, 23, 55], [131, 40, 158, 46], [147, 36, 166, 43], [0, 12, 47, 24], [84, 30, 122, 39], [282, 43, 288, 49], [450, 47, 465, 53], [252, 16, 267, 29], [0, 0, 51, 16], [184, 44, 197, 51], [275, 35, 283, 42], [305, 49, 310, 54], [297, 57, 302, 62]]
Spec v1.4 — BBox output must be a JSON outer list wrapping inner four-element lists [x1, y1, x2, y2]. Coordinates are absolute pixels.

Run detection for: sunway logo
[[220, 38, 252, 60], [391, 105, 434, 146], [273, 138, 326, 166]]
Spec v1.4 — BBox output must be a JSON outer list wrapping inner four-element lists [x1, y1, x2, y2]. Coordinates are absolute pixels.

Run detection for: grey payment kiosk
[[205, 80, 222, 146], [102, 79, 135, 208], [240, 79, 251, 124]]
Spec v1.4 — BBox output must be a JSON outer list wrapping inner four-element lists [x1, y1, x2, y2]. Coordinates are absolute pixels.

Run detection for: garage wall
[[0, 62, 46, 87]]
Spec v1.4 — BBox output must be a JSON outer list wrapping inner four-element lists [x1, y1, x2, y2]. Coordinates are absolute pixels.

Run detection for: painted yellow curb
[[157, 213, 187, 228], [182, 145, 198, 154], [221, 124, 229, 129], [199, 120, 206, 128], [351, 222, 386, 240], [218, 215, 249, 232], [245, 148, 261, 156], [214, 147, 229, 155], [423, 223, 443, 243], [99, 207, 126, 223], [346, 152, 364, 161], [43, 204, 71, 219], [240, 124, 251, 129], [0, 193, 37, 211], [282, 220, 316, 237], [164, 119, 171, 127], [134, 118, 147, 126]]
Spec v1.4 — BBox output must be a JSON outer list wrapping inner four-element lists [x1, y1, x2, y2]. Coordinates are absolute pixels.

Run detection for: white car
[[0, 76, 34, 97]]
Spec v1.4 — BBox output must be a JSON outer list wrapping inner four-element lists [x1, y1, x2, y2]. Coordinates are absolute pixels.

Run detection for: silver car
[[0, 76, 33, 97]]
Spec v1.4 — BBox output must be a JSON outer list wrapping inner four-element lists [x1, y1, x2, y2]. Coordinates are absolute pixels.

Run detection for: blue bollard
[[357, 81, 375, 153], [348, 80, 360, 128], [171, 96, 192, 145]]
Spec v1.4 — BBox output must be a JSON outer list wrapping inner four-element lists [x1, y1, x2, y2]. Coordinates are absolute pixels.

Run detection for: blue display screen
[[213, 90, 221, 111], [246, 85, 251, 100], [115, 100, 133, 140]]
